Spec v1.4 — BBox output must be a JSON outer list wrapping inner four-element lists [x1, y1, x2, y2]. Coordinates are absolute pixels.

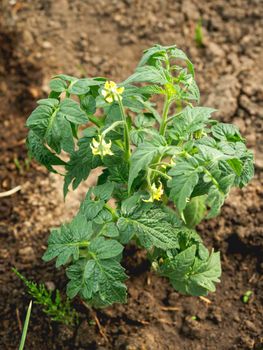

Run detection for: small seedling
[[195, 19, 204, 47], [242, 290, 253, 304], [25, 44, 254, 308], [18, 300, 32, 350], [14, 155, 32, 175], [13, 268, 78, 325]]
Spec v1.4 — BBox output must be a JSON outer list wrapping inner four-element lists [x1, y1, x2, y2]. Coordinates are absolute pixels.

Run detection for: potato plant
[[25, 45, 254, 307]]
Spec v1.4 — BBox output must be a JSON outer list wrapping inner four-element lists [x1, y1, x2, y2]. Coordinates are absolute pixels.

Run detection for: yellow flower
[[90, 135, 114, 157], [101, 80, 124, 103], [143, 182, 164, 203]]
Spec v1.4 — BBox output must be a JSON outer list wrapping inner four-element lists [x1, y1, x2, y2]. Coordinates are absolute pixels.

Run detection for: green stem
[[159, 96, 171, 136], [117, 96, 131, 161], [203, 168, 220, 190], [165, 110, 183, 125], [149, 168, 171, 180], [151, 161, 173, 168], [88, 115, 102, 128], [104, 203, 119, 221], [102, 121, 125, 137]]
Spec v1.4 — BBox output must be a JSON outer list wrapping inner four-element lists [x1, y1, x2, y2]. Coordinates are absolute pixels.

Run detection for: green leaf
[[89, 237, 123, 259], [37, 98, 59, 108], [99, 222, 119, 238], [169, 47, 195, 76], [168, 158, 200, 213], [92, 182, 114, 201], [27, 131, 66, 173], [118, 205, 180, 250], [53, 74, 77, 83], [183, 196, 206, 228], [138, 45, 168, 67], [80, 95, 96, 115], [64, 137, 101, 196], [123, 66, 167, 85], [42, 214, 92, 267], [66, 257, 127, 306], [128, 142, 166, 191], [212, 123, 243, 142], [26, 103, 75, 154], [159, 247, 221, 296], [69, 78, 104, 95], [59, 98, 88, 124], [239, 151, 254, 187], [170, 106, 215, 140], [49, 79, 67, 92]]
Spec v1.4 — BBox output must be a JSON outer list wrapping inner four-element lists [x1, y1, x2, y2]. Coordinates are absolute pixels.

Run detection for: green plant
[[13, 268, 78, 325], [242, 290, 253, 304], [14, 155, 32, 175], [25, 44, 254, 307], [195, 19, 204, 47], [19, 300, 32, 350]]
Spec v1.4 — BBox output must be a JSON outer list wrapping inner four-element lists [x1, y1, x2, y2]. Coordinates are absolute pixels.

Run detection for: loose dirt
[[0, 0, 262, 349]]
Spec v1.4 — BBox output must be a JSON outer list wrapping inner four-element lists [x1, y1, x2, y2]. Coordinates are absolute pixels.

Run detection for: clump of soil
[[0, 0, 262, 349]]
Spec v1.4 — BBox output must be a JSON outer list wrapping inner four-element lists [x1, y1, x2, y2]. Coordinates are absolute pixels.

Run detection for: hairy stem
[[159, 96, 171, 136], [117, 96, 131, 161]]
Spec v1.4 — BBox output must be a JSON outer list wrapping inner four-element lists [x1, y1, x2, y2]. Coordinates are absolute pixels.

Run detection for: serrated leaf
[[89, 237, 123, 259], [26, 104, 74, 154], [66, 257, 127, 306], [159, 247, 221, 296], [138, 45, 168, 67], [37, 98, 59, 108], [212, 123, 243, 142], [128, 142, 166, 191], [239, 151, 254, 187], [169, 47, 195, 76], [92, 182, 114, 201], [59, 98, 88, 124], [26, 131, 66, 173], [119, 206, 180, 250], [64, 137, 101, 196], [170, 106, 215, 140], [53, 74, 77, 82], [49, 79, 67, 92], [183, 196, 206, 228], [168, 158, 200, 213], [123, 66, 167, 85], [80, 95, 96, 115], [42, 214, 92, 267]]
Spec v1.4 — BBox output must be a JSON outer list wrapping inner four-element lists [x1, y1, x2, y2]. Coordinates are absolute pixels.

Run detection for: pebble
[[18, 246, 35, 263], [42, 41, 52, 49]]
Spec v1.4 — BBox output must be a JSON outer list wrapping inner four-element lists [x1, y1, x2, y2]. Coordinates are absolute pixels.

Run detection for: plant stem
[[104, 203, 119, 221], [159, 96, 171, 136], [149, 168, 171, 180], [117, 96, 131, 161], [165, 110, 183, 125], [102, 121, 125, 137], [88, 115, 103, 127]]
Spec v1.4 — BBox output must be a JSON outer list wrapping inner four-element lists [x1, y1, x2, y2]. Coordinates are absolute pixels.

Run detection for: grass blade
[[19, 300, 32, 350]]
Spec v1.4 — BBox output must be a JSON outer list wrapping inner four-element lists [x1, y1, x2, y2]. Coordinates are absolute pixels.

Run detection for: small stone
[[207, 42, 225, 58], [45, 281, 56, 291], [18, 246, 35, 263], [245, 320, 259, 333], [22, 30, 34, 46], [42, 41, 52, 49]]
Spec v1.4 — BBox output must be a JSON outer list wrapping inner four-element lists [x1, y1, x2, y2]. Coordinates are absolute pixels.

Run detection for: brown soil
[[0, 0, 263, 349]]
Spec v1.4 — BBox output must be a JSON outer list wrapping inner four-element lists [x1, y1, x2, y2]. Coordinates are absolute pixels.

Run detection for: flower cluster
[[101, 81, 124, 103], [144, 182, 164, 202], [90, 135, 113, 157]]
